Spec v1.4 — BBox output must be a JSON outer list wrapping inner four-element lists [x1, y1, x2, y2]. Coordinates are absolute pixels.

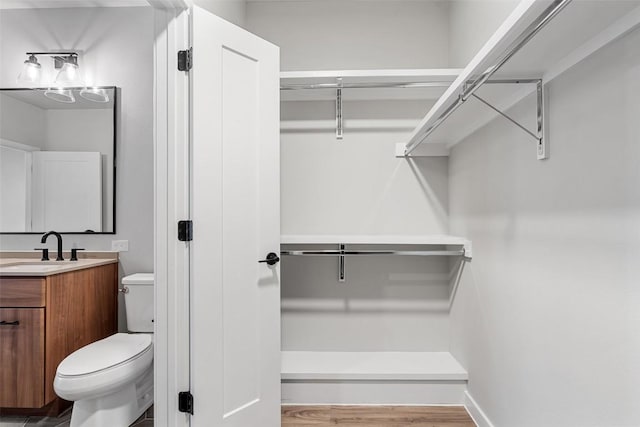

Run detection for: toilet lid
[[57, 333, 152, 376]]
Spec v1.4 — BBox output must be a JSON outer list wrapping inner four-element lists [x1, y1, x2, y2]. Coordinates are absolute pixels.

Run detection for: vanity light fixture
[[17, 52, 82, 87]]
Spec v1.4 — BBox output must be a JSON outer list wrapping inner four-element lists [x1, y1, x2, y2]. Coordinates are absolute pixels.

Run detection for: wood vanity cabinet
[[0, 263, 117, 410]]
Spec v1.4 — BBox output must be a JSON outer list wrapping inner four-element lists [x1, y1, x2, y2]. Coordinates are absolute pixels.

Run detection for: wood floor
[[282, 405, 476, 427]]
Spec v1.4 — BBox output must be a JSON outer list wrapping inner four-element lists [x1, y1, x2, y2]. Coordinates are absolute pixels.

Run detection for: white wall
[[192, 0, 246, 27], [449, 27, 640, 426], [281, 101, 449, 236], [281, 249, 452, 351], [0, 94, 46, 148], [0, 7, 154, 329], [448, 0, 519, 68], [246, 0, 450, 71]]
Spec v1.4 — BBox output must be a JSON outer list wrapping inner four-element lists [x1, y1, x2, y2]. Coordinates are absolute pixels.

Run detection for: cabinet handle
[[0, 320, 20, 326]]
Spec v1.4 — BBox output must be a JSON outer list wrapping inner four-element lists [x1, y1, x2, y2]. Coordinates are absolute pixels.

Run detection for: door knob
[[258, 252, 280, 266]]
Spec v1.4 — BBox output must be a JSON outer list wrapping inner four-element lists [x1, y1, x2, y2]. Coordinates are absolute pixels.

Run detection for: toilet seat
[[54, 333, 153, 402], [57, 333, 152, 376]]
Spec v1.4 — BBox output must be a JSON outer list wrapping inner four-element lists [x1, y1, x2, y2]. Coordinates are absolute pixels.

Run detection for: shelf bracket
[[338, 243, 346, 282], [470, 79, 546, 159], [336, 78, 343, 140]]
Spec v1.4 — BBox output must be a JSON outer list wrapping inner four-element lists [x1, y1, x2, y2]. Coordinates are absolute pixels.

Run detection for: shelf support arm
[[338, 243, 346, 282], [469, 79, 546, 159], [536, 79, 546, 159], [471, 93, 538, 140], [336, 78, 343, 140]]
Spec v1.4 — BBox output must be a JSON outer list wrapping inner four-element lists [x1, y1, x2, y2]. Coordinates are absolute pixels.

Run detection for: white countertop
[[0, 251, 118, 277]]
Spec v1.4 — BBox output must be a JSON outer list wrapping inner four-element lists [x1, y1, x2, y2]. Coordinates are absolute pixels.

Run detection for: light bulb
[[44, 88, 76, 104], [17, 55, 41, 86], [79, 87, 109, 103]]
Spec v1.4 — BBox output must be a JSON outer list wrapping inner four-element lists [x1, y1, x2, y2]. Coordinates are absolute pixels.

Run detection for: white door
[[31, 151, 102, 232], [190, 7, 281, 427]]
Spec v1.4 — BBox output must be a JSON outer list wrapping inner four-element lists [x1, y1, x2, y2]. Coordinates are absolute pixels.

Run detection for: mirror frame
[[0, 86, 117, 235]]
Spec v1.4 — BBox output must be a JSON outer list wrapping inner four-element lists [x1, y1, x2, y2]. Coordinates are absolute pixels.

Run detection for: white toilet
[[54, 273, 154, 427]]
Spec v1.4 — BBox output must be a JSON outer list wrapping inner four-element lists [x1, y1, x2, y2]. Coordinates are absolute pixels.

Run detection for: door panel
[[221, 47, 260, 416], [191, 7, 280, 427]]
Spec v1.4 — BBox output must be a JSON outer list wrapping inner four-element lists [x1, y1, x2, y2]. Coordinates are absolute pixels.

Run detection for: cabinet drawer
[[0, 278, 46, 307], [0, 308, 45, 408]]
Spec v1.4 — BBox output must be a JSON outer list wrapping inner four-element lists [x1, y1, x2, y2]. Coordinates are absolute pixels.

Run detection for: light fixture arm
[[26, 51, 77, 56], [25, 52, 78, 69]]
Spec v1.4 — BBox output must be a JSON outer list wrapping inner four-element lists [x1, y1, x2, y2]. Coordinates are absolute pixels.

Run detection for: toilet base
[[69, 364, 153, 427]]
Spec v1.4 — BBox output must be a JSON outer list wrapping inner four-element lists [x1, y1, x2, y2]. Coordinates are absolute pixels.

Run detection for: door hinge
[[178, 391, 194, 415], [178, 220, 193, 241], [178, 47, 192, 72]]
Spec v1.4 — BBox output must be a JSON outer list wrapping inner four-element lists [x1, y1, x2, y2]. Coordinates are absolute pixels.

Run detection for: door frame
[[148, 1, 191, 426]]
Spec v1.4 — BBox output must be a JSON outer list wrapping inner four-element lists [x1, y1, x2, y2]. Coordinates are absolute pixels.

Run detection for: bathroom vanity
[[0, 253, 118, 413]]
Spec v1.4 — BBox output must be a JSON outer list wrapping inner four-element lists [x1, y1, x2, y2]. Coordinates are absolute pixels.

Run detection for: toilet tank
[[122, 273, 154, 333]]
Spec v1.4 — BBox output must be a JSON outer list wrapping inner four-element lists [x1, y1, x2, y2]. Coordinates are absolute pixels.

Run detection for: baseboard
[[464, 391, 495, 427], [281, 380, 467, 405]]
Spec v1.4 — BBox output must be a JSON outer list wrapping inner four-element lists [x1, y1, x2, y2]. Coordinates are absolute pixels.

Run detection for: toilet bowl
[[54, 273, 154, 427]]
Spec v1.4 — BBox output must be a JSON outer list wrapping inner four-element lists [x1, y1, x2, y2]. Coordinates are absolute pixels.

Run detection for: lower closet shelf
[[281, 351, 468, 381]]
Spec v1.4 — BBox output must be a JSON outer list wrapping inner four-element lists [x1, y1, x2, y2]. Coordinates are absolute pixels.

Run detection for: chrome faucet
[[41, 231, 64, 261]]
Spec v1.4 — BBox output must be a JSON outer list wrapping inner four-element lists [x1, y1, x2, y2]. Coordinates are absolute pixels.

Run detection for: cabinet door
[[0, 308, 44, 408]]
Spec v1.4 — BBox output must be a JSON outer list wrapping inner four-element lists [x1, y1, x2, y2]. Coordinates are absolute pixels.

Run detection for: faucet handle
[[70, 248, 85, 262], [34, 248, 49, 261]]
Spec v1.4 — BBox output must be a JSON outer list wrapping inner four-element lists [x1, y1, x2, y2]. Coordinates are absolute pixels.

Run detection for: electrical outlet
[[111, 240, 129, 252]]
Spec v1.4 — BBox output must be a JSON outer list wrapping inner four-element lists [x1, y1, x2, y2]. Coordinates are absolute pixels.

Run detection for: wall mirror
[[0, 87, 116, 234]]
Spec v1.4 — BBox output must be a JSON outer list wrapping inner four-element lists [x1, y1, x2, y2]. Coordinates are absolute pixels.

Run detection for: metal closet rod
[[280, 78, 541, 91], [280, 82, 451, 90], [281, 249, 465, 256], [404, 0, 572, 156]]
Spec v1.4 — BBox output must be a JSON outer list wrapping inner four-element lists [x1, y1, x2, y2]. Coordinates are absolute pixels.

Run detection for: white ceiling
[[0, 0, 149, 9]]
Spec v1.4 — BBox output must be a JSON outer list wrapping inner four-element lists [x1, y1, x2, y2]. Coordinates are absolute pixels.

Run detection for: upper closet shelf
[[280, 69, 462, 102], [401, 0, 640, 158]]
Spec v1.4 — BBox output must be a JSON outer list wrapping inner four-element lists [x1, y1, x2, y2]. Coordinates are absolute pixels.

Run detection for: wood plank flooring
[[282, 405, 476, 427]]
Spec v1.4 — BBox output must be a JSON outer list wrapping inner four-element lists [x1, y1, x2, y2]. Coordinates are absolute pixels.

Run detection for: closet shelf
[[281, 351, 468, 381], [281, 236, 471, 281], [281, 234, 472, 257], [280, 69, 462, 102], [402, 0, 640, 156]]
